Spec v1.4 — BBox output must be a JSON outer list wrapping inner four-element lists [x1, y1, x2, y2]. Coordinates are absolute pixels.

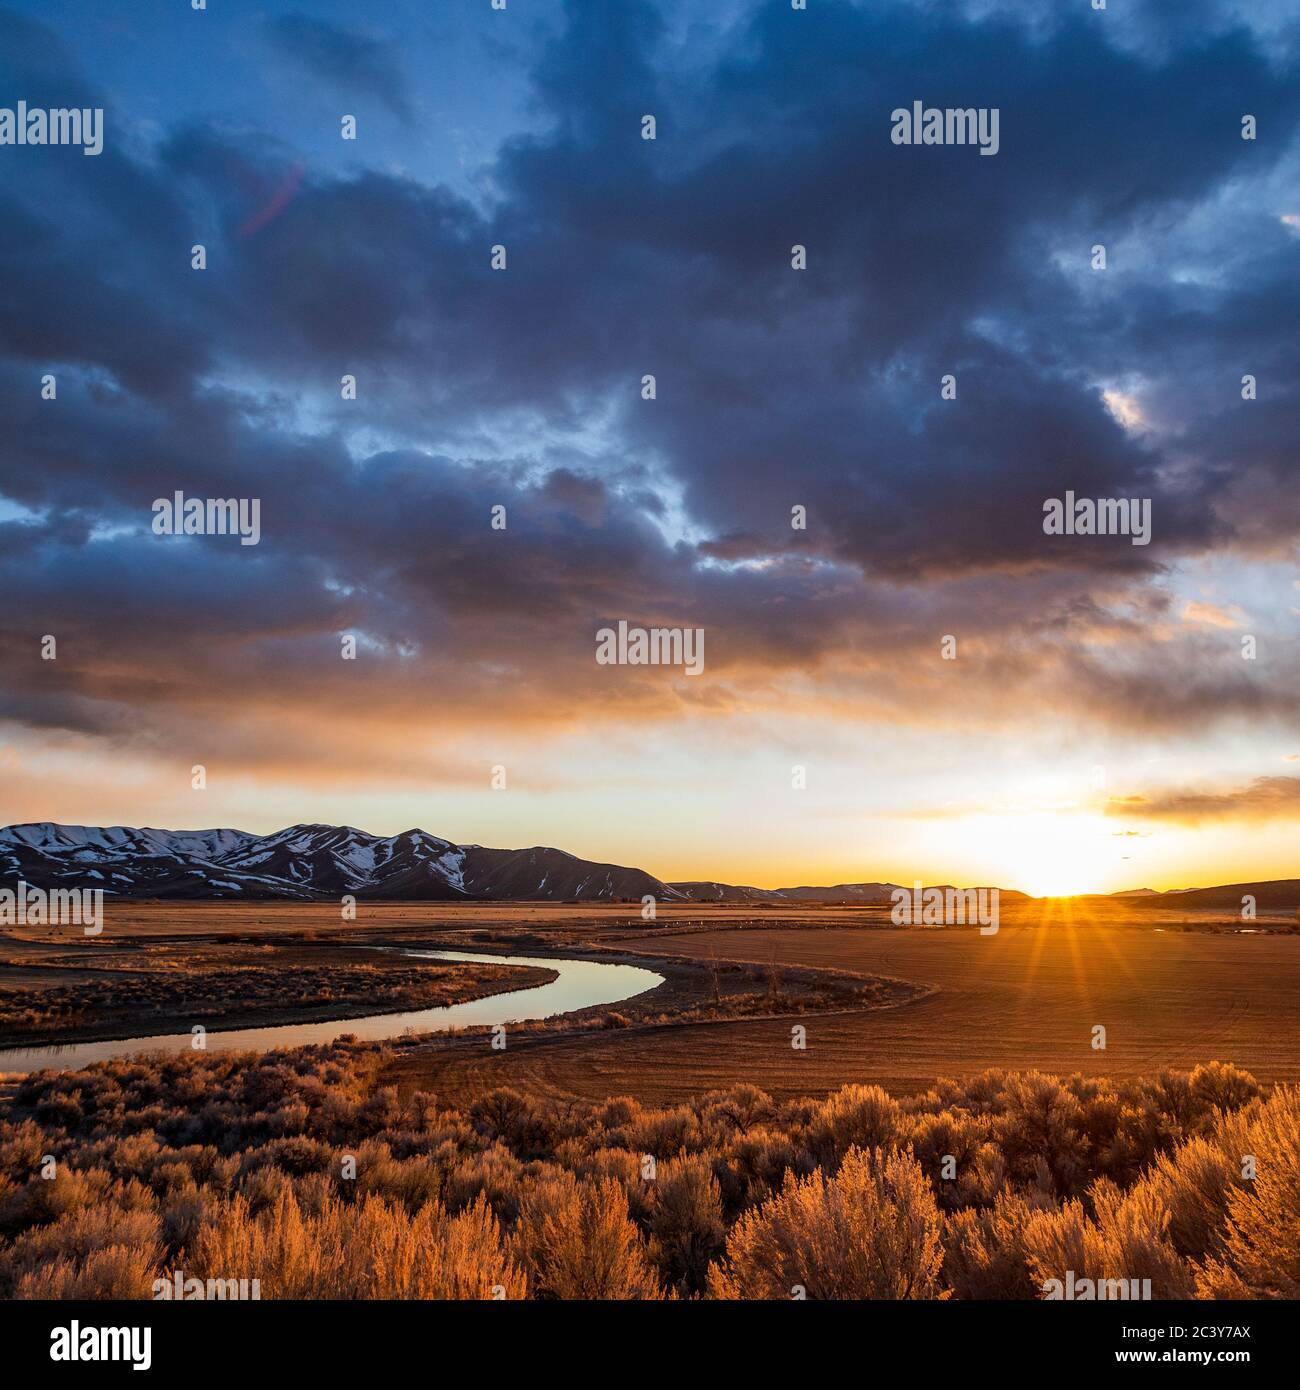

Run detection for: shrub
[[627, 1105, 699, 1159], [646, 1154, 726, 1294], [708, 1147, 945, 1299], [189, 1186, 523, 1299], [811, 1085, 901, 1163], [1021, 1178, 1194, 1300], [995, 1073, 1088, 1195], [943, 1189, 1051, 1299], [1189, 1062, 1261, 1116], [14, 1244, 160, 1299], [1, 1202, 163, 1299], [723, 1125, 807, 1213], [516, 1174, 661, 1299], [907, 1110, 998, 1209], [701, 1084, 773, 1136], [443, 1142, 525, 1222], [1137, 1134, 1245, 1261], [1196, 1087, 1300, 1298]]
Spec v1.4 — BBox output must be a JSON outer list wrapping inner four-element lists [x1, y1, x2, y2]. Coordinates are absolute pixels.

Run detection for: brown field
[[0, 900, 829, 940], [388, 914, 1300, 1107], [6, 895, 1286, 941], [8, 900, 1297, 1109]]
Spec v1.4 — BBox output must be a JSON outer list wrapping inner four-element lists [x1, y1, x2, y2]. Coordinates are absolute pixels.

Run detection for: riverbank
[[0, 939, 555, 1050]]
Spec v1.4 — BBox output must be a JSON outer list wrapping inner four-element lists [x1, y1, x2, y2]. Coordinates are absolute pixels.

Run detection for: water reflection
[[0, 947, 663, 1073]]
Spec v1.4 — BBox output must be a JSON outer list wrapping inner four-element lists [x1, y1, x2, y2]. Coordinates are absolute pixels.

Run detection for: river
[[0, 947, 664, 1073]]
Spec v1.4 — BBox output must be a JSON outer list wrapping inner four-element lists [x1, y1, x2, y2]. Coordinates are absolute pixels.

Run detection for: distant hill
[[667, 881, 781, 903], [752, 882, 902, 905], [1129, 879, 1300, 911]]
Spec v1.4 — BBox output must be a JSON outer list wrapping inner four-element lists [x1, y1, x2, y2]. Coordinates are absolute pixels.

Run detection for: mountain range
[[0, 821, 1025, 904], [0, 822, 1293, 907]]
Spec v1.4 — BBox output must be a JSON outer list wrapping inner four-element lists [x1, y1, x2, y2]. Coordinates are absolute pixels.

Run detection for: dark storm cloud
[[261, 13, 415, 126], [0, 0, 1297, 764]]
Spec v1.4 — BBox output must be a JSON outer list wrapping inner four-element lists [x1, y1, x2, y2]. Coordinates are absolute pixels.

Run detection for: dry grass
[[0, 1044, 1294, 1300]]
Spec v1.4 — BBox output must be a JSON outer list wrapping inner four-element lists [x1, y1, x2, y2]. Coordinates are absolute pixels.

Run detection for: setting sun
[[952, 811, 1115, 897]]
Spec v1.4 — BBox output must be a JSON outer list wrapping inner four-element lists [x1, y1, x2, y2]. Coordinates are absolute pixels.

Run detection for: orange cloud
[[1108, 776, 1300, 823]]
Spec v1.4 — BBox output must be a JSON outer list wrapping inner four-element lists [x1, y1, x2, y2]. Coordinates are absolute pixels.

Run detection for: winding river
[[0, 948, 665, 1074]]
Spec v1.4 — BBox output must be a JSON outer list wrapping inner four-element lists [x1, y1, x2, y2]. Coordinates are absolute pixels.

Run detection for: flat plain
[[384, 906, 1300, 1105], [6, 901, 1299, 1108]]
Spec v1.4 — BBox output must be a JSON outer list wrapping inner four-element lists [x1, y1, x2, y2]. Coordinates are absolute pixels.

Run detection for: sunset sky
[[1, 0, 1298, 895]]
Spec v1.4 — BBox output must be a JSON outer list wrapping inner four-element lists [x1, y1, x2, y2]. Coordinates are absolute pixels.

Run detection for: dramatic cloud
[[1110, 777, 1300, 823], [0, 0, 1296, 869]]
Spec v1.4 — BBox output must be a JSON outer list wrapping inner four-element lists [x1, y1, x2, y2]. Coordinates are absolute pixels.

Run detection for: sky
[[0, 0, 1298, 895]]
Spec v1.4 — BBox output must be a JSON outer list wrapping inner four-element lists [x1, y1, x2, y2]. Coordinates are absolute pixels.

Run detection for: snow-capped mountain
[[0, 822, 678, 902]]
